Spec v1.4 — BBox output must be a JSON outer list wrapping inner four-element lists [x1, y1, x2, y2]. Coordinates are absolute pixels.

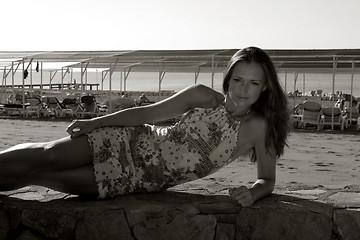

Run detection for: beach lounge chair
[[300, 101, 322, 130], [78, 95, 101, 118], [42, 96, 73, 118], [25, 97, 43, 118], [3, 93, 28, 116], [0, 104, 4, 115], [62, 96, 84, 117], [290, 103, 304, 128], [137, 93, 155, 106], [344, 107, 360, 126], [319, 107, 346, 130], [103, 97, 135, 113], [3, 103, 28, 116]]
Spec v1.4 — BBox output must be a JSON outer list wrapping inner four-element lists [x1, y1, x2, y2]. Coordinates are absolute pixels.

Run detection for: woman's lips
[[238, 96, 249, 100]]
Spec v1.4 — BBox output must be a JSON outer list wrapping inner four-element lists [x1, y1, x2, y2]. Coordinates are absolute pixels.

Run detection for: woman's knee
[[0, 136, 92, 175], [1, 142, 50, 172], [41, 136, 93, 171], [41, 141, 63, 169], [13, 141, 60, 173]]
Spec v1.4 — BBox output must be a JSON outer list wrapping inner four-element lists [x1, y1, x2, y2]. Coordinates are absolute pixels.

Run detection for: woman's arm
[[230, 118, 276, 206], [67, 84, 224, 137], [250, 142, 276, 202]]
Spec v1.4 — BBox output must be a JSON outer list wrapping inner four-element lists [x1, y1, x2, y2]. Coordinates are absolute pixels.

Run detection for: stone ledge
[[0, 186, 359, 240]]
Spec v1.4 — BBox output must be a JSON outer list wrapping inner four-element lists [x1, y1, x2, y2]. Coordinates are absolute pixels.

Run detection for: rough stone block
[[215, 223, 236, 240], [235, 199, 333, 240], [132, 213, 216, 240], [21, 209, 77, 240], [328, 192, 360, 208], [76, 209, 133, 240], [0, 210, 10, 240], [17, 230, 44, 240], [333, 209, 360, 240], [1, 188, 359, 240], [6, 206, 22, 231], [198, 199, 242, 214]]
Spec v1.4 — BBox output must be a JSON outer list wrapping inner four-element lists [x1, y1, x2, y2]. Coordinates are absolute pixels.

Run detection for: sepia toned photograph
[[0, 0, 359, 239]]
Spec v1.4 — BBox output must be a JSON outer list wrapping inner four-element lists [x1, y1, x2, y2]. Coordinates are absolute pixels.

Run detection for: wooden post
[[331, 56, 337, 130]]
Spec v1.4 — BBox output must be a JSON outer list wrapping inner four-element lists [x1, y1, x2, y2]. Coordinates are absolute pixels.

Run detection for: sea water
[[278, 72, 360, 97], [2, 70, 360, 97]]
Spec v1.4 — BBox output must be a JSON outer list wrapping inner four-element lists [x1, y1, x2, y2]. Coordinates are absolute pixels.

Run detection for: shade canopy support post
[[40, 62, 43, 97], [293, 72, 298, 108], [30, 61, 33, 89], [109, 59, 119, 92], [195, 68, 200, 84], [80, 62, 89, 92], [303, 73, 306, 96], [158, 62, 166, 101], [108, 58, 119, 113], [22, 60, 25, 113], [12, 61, 21, 103], [120, 70, 123, 92], [85, 68, 88, 87], [0, 68, 5, 104], [49, 70, 58, 88], [123, 67, 131, 92], [2, 67, 6, 87], [284, 70, 287, 93], [211, 56, 217, 89], [70, 68, 73, 86], [350, 61, 355, 120], [2, 66, 12, 87], [11, 62, 14, 103], [101, 70, 109, 91], [331, 56, 337, 130], [61, 67, 71, 89]]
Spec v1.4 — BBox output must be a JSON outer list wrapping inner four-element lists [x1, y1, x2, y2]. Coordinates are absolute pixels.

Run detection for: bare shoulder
[[249, 114, 267, 130], [245, 114, 267, 141]]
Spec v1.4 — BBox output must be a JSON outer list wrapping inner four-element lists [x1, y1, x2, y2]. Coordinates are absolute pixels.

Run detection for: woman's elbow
[[266, 178, 275, 193], [255, 178, 275, 192]]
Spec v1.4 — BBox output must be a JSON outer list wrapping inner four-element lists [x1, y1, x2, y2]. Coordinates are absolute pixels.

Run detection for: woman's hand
[[229, 186, 254, 207], [66, 119, 98, 138]]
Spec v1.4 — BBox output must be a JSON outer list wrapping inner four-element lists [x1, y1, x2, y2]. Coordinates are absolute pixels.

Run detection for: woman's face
[[225, 61, 266, 116]]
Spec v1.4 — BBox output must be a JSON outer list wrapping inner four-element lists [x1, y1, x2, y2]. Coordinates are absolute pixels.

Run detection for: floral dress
[[86, 104, 241, 199]]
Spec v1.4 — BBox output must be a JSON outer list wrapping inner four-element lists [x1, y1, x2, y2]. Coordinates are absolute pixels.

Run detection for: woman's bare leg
[[32, 165, 98, 196], [0, 135, 98, 195]]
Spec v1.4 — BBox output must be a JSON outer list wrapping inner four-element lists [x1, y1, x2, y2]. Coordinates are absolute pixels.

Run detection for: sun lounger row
[[0, 95, 109, 119], [0, 93, 159, 120], [292, 100, 360, 130]]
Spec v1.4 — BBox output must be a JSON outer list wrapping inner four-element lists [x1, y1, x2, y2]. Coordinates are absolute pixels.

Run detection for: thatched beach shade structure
[[1, 49, 360, 128]]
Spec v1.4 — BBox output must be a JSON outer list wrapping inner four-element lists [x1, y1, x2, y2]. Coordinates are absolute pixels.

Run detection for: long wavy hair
[[223, 47, 290, 160]]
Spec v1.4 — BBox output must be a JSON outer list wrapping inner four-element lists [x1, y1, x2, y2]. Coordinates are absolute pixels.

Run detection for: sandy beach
[[0, 118, 359, 191]]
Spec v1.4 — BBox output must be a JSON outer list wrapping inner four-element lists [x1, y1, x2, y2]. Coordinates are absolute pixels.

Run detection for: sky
[[1, 0, 360, 51]]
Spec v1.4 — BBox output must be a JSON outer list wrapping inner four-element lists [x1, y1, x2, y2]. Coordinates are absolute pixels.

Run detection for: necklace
[[233, 108, 251, 121], [223, 100, 251, 121], [225, 106, 251, 121]]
